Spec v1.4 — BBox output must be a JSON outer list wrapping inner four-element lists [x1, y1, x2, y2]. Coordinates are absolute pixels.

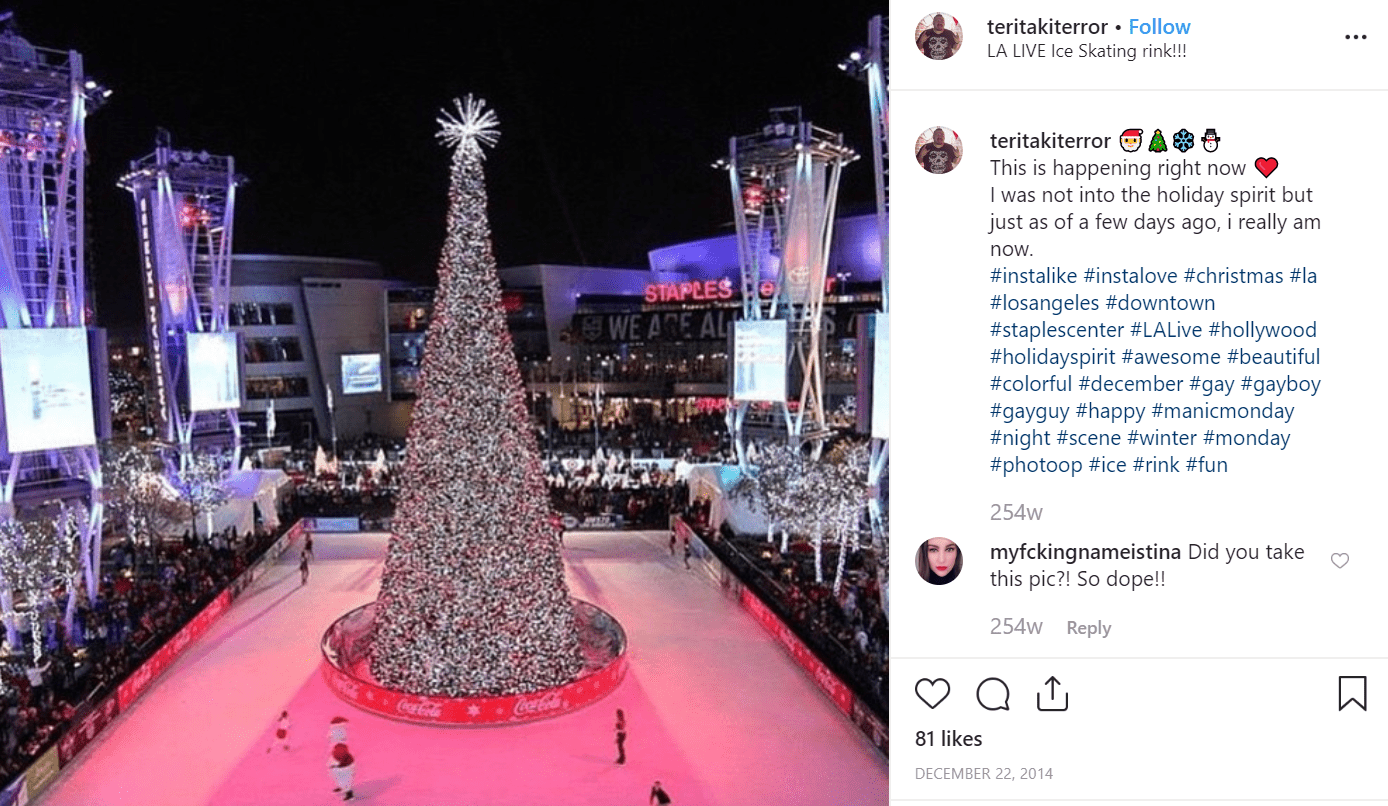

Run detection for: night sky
[[8, 2, 884, 329]]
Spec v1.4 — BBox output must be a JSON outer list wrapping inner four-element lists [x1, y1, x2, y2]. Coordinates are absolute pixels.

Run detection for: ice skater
[[328, 715, 349, 747], [683, 540, 692, 570], [329, 742, 355, 800], [305, 533, 315, 559], [299, 549, 310, 585], [649, 780, 672, 804], [668, 531, 676, 556], [614, 708, 627, 764], [266, 710, 291, 752]]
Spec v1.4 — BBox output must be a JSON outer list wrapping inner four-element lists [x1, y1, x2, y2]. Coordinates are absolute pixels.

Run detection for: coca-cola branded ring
[[320, 600, 627, 726]]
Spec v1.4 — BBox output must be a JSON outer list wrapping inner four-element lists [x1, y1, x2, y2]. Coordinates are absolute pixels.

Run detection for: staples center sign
[[644, 279, 734, 304], [643, 276, 837, 304]]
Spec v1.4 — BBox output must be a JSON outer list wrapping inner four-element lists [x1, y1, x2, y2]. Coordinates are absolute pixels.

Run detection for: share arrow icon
[[1037, 675, 1069, 712]]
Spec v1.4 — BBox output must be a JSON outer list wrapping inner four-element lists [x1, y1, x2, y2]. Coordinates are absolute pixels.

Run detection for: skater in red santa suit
[[328, 715, 349, 747], [328, 742, 356, 800]]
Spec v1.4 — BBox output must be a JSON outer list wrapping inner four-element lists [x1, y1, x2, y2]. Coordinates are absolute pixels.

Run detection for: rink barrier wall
[[673, 516, 890, 758], [116, 590, 232, 711], [56, 694, 119, 766], [1, 520, 307, 803], [561, 512, 626, 530], [321, 599, 629, 726]]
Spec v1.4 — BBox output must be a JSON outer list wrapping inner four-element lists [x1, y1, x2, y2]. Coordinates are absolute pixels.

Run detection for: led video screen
[[341, 353, 383, 395], [0, 328, 96, 452], [871, 313, 889, 440], [732, 320, 787, 403], [187, 332, 242, 412]]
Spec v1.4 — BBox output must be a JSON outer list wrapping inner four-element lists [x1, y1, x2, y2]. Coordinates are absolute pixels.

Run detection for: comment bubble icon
[[976, 677, 1011, 711]]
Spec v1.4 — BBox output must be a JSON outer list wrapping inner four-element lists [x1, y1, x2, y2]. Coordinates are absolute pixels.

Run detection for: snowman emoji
[[1201, 128, 1220, 153], [1119, 128, 1143, 153]]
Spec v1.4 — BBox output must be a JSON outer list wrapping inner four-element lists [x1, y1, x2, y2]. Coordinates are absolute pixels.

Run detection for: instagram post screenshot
[[893, 1, 1386, 802], [0, 5, 899, 806]]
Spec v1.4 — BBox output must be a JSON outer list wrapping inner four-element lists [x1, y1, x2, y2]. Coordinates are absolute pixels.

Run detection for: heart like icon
[[1331, 553, 1350, 569], [915, 677, 950, 709], [1255, 157, 1278, 178]]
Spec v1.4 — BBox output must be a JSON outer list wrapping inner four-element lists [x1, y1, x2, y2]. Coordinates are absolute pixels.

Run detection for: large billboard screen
[[732, 320, 787, 403], [341, 353, 383, 395], [871, 313, 889, 440], [187, 332, 242, 412], [0, 328, 96, 452]]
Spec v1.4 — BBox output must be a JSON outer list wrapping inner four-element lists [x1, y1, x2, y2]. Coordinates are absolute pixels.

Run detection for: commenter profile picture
[[918, 537, 962, 585], [916, 127, 962, 174]]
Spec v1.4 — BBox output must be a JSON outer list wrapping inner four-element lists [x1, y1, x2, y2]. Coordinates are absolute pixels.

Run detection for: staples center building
[[227, 212, 881, 446]]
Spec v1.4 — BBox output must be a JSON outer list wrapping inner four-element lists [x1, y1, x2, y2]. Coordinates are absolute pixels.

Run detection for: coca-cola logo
[[329, 675, 360, 701], [396, 699, 443, 719], [813, 664, 841, 695], [198, 600, 226, 627], [126, 664, 153, 693], [511, 690, 565, 718]]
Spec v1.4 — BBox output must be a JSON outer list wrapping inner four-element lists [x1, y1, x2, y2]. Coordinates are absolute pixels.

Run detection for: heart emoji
[[1255, 157, 1278, 178], [1331, 553, 1349, 569], [915, 677, 950, 709]]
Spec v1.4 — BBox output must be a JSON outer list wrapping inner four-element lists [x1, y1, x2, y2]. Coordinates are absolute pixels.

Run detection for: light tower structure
[[119, 134, 246, 473], [717, 107, 856, 463], [841, 15, 891, 616], [0, 21, 110, 629], [865, 15, 888, 310]]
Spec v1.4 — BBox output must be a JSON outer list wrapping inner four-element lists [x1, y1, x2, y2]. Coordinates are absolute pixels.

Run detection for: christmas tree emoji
[[1149, 129, 1168, 153]]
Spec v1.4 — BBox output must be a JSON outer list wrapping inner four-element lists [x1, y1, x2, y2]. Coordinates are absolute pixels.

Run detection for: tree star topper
[[437, 95, 500, 156]]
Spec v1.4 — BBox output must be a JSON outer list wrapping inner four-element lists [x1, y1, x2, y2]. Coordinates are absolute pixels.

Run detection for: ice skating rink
[[36, 530, 887, 805]]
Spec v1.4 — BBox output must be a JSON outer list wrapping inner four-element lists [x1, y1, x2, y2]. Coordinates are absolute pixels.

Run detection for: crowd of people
[[263, 425, 730, 533], [0, 524, 285, 784], [266, 436, 405, 531], [539, 413, 732, 461], [545, 457, 689, 530]]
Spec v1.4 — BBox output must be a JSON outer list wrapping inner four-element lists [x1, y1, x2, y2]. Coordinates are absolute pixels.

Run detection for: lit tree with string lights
[[102, 442, 166, 556], [0, 512, 81, 663], [178, 451, 231, 542], [731, 442, 805, 552], [370, 96, 583, 696], [825, 440, 871, 596]]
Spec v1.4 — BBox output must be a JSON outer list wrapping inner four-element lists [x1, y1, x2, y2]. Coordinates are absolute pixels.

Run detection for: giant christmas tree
[[370, 97, 583, 696]]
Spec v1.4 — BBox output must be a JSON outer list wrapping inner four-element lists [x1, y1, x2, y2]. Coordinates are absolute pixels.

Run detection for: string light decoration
[[369, 96, 583, 696], [823, 440, 871, 595], [0, 510, 81, 664], [178, 450, 231, 541], [732, 439, 871, 591], [103, 442, 158, 540], [732, 442, 805, 551]]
